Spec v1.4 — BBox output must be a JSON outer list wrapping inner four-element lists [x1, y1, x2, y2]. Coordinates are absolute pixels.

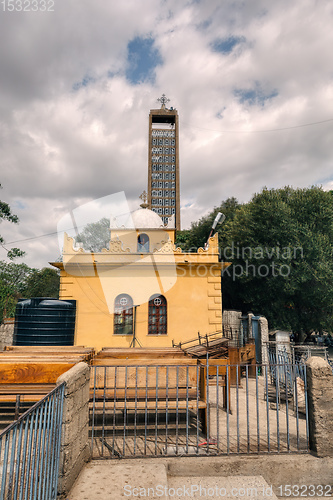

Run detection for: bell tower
[[147, 95, 180, 231]]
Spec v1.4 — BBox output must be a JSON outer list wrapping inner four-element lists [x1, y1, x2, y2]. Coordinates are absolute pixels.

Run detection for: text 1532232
[[1, 0, 54, 11]]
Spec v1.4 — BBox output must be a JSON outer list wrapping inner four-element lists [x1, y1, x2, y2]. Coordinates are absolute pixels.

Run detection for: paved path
[[66, 455, 333, 500], [67, 460, 277, 499]]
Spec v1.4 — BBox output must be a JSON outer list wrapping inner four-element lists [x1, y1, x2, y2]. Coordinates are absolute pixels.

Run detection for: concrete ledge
[[57, 362, 92, 496], [166, 454, 333, 490], [67, 455, 333, 499], [306, 356, 333, 457]]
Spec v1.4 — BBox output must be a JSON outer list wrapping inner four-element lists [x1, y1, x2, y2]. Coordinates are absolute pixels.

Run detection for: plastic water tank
[[13, 298, 76, 346]]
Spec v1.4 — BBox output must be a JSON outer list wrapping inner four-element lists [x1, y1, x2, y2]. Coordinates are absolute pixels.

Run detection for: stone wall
[[56, 361, 91, 496], [258, 316, 269, 365], [0, 322, 14, 350], [222, 310, 242, 331], [306, 356, 333, 457], [223, 310, 269, 364]]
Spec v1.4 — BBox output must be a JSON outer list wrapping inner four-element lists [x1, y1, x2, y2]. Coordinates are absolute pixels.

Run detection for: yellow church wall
[[58, 261, 223, 351], [55, 230, 225, 352]]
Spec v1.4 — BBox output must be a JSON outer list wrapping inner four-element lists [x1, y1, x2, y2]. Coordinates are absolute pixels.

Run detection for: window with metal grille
[[114, 294, 133, 335], [148, 294, 167, 335]]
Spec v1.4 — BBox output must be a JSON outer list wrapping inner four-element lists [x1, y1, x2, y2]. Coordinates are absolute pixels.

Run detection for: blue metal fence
[[90, 362, 309, 458], [0, 383, 65, 500]]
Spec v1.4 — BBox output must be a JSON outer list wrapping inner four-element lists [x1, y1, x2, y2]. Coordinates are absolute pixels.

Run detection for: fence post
[[306, 356, 333, 457], [258, 316, 269, 366], [56, 362, 91, 496]]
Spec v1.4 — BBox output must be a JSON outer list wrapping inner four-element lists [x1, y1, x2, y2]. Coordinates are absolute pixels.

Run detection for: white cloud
[[1, 0, 333, 268]]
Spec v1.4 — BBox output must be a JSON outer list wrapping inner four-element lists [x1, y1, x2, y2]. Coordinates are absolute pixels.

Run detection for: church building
[[52, 97, 225, 351]]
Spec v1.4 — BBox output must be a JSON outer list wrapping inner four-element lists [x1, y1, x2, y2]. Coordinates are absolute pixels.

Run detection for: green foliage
[[75, 217, 110, 252], [0, 283, 20, 319], [0, 261, 34, 293], [180, 187, 333, 336], [0, 184, 26, 260], [176, 197, 241, 251], [24, 268, 60, 298], [0, 262, 60, 321], [0, 200, 19, 224], [0, 261, 34, 320]]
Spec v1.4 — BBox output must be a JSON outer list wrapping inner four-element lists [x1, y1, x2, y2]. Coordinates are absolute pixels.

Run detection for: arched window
[[114, 294, 133, 335], [137, 233, 149, 253], [148, 295, 167, 335]]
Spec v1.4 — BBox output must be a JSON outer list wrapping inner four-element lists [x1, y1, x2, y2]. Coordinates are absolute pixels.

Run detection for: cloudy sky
[[1, 0, 333, 268]]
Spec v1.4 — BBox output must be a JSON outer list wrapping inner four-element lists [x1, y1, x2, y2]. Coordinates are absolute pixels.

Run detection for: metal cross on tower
[[157, 94, 170, 107], [139, 190, 148, 204], [139, 190, 149, 208]]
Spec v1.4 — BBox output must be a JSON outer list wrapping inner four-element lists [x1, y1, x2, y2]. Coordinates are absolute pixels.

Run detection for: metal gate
[[0, 383, 65, 500], [90, 362, 309, 458]]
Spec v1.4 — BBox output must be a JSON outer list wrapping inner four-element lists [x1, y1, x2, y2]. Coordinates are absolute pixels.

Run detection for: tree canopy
[[23, 267, 60, 299], [75, 217, 110, 252], [0, 262, 60, 321], [176, 187, 333, 338], [0, 184, 25, 260]]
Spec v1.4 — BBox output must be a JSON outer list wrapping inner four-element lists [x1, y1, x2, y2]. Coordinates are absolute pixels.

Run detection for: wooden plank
[[198, 359, 230, 377], [96, 348, 186, 359], [89, 400, 207, 410], [0, 352, 92, 359], [92, 358, 198, 366], [0, 383, 54, 394], [239, 343, 256, 362], [0, 351, 91, 361], [5, 345, 90, 351], [0, 356, 89, 363], [99, 347, 184, 354], [90, 388, 198, 400], [3, 347, 95, 361], [0, 362, 75, 384], [0, 394, 52, 403], [91, 365, 199, 389]]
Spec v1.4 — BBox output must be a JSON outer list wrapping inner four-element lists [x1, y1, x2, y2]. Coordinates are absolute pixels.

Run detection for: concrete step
[[67, 460, 278, 500]]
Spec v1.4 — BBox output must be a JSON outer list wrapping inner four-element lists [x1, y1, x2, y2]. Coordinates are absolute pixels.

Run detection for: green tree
[[0, 263, 60, 321], [24, 267, 60, 298], [0, 184, 25, 260], [176, 197, 241, 251], [222, 186, 333, 338], [180, 187, 333, 338], [0, 261, 34, 320], [75, 217, 110, 252]]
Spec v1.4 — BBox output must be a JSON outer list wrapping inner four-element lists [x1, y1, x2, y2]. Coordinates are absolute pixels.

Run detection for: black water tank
[[13, 298, 76, 346]]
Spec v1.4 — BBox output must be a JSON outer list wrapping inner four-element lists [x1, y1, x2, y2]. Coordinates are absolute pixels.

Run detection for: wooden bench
[[0, 360, 76, 412], [92, 357, 192, 366], [90, 359, 208, 431], [228, 343, 256, 385], [4, 345, 89, 350], [0, 348, 94, 423], [4, 346, 95, 363], [96, 347, 187, 360]]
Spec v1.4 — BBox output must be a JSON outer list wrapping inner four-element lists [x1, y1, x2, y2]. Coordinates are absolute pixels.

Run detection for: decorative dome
[[131, 208, 164, 229], [110, 208, 171, 229]]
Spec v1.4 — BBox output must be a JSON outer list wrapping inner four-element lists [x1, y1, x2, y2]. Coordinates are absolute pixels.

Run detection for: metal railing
[[265, 341, 332, 384], [172, 330, 225, 349], [0, 383, 65, 500], [90, 362, 309, 458]]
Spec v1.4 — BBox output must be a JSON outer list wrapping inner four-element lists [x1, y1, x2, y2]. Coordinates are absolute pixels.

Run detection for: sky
[[1, 0, 333, 268]]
